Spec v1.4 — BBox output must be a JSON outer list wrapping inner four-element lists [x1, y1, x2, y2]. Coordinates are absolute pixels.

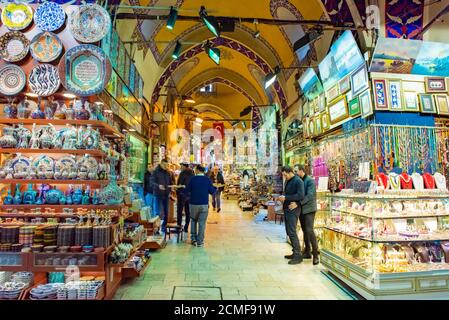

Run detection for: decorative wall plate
[[0, 64, 26, 96], [1, 3, 33, 31], [68, 4, 111, 43], [34, 2, 66, 32], [28, 64, 61, 97], [0, 31, 30, 62], [30, 32, 63, 63], [58, 44, 111, 97]]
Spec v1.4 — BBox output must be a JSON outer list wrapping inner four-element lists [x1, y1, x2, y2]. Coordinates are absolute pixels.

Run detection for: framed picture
[[308, 117, 315, 137], [350, 64, 369, 97], [348, 96, 361, 117], [425, 77, 447, 93], [359, 89, 373, 119], [318, 93, 326, 112], [388, 80, 403, 111], [372, 79, 388, 110], [418, 93, 435, 113], [302, 118, 309, 138], [434, 94, 449, 115], [325, 84, 339, 103], [321, 113, 330, 130], [338, 76, 351, 94], [403, 91, 419, 111], [314, 116, 322, 135], [328, 96, 349, 124]]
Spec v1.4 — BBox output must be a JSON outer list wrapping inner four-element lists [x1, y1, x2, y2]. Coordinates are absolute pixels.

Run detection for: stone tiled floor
[[115, 200, 351, 300]]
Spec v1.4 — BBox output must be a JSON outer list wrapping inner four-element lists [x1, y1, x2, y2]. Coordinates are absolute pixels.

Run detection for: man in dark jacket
[[208, 165, 225, 212], [294, 165, 319, 265], [279, 166, 305, 265], [177, 163, 194, 232], [150, 159, 173, 233], [144, 164, 154, 218]]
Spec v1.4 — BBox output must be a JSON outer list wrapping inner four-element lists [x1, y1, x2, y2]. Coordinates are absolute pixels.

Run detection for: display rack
[[321, 193, 449, 300]]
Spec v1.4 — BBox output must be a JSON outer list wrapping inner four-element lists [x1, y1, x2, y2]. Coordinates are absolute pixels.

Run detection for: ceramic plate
[[29, 64, 61, 97], [0, 64, 26, 96], [0, 31, 30, 62], [34, 2, 66, 32], [1, 3, 33, 31], [68, 4, 111, 43], [58, 44, 111, 97], [30, 32, 63, 63]]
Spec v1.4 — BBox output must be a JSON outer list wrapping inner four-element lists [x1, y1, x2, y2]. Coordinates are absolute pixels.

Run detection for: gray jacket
[[301, 175, 317, 214]]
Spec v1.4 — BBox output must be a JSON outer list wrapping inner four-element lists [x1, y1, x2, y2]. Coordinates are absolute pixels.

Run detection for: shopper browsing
[[177, 163, 194, 233], [185, 165, 216, 247], [144, 164, 154, 218], [279, 166, 305, 265], [293, 165, 319, 265], [150, 159, 173, 234], [208, 165, 225, 212]]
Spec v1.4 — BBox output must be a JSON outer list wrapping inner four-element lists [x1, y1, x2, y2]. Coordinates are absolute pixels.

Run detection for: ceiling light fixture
[[264, 66, 280, 89], [166, 6, 178, 30], [128, 128, 137, 132], [63, 93, 77, 99], [183, 96, 195, 103], [199, 6, 220, 38], [172, 40, 182, 59], [195, 117, 203, 124], [253, 19, 260, 38], [204, 41, 220, 65], [104, 109, 113, 114], [25, 93, 38, 98]]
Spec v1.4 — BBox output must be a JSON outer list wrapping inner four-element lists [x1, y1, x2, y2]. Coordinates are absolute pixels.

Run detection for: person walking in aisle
[[151, 159, 173, 233], [242, 169, 250, 190], [144, 164, 154, 219], [208, 165, 225, 212], [185, 165, 216, 247], [293, 165, 319, 265], [177, 163, 194, 233], [279, 166, 305, 265]]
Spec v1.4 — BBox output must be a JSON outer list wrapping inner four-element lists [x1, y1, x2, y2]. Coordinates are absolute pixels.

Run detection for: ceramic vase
[[23, 184, 37, 205], [45, 186, 63, 205], [4, 101, 17, 119], [17, 99, 30, 119], [3, 189, 13, 205], [100, 157, 123, 205], [13, 185, 22, 205], [75, 102, 90, 120], [0, 127, 18, 148], [72, 188, 83, 205]]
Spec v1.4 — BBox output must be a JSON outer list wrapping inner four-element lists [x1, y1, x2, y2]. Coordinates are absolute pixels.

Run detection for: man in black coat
[[150, 159, 173, 233], [208, 165, 225, 212], [279, 166, 305, 265], [177, 163, 194, 232], [144, 164, 154, 217]]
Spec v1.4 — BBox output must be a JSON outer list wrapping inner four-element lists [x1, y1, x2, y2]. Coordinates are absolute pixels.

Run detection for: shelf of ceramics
[[0, 204, 123, 210], [30, 251, 106, 272], [21, 282, 106, 300], [0, 119, 124, 139], [0, 149, 108, 157], [121, 256, 151, 279], [0, 252, 29, 271], [324, 226, 449, 243], [331, 208, 449, 220], [0, 179, 125, 185]]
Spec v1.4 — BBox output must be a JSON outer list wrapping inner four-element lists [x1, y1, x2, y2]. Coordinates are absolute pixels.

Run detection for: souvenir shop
[[285, 31, 449, 299], [0, 2, 154, 300]]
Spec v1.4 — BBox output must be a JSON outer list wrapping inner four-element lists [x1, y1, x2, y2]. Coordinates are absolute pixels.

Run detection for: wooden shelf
[[122, 256, 151, 279], [0, 179, 125, 185], [0, 149, 107, 157], [0, 119, 124, 139]]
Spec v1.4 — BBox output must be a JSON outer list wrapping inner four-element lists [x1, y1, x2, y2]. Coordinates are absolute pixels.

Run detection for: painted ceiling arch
[[151, 37, 288, 115]]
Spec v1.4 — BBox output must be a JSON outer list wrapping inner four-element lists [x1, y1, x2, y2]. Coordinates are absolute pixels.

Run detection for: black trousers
[[284, 208, 302, 258], [177, 194, 190, 231], [299, 212, 319, 255]]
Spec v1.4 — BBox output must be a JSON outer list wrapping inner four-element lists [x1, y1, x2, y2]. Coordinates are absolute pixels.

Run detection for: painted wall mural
[[385, 0, 424, 39]]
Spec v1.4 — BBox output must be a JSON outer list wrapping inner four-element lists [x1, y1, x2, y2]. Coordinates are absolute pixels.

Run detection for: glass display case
[[321, 193, 449, 299]]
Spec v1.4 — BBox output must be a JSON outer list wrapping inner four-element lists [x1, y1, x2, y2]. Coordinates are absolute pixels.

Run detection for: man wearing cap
[[177, 163, 194, 233]]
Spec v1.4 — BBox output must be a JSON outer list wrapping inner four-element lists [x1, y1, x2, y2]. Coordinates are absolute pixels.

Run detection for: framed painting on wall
[[325, 84, 339, 103], [425, 77, 447, 93], [321, 113, 330, 130], [348, 96, 361, 117], [404, 91, 419, 111], [350, 65, 369, 97], [359, 89, 373, 119], [328, 96, 349, 124], [315, 116, 322, 135], [388, 80, 403, 111], [434, 94, 449, 115], [308, 118, 315, 137], [338, 76, 351, 94], [318, 93, 326, 112], [372, 79, 388, 110], [302, 118, 309, 138], [418, 93, 435, 113]]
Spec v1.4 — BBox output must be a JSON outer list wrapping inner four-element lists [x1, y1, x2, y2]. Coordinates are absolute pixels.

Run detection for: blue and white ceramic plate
[[34, 2, 66, 32], [0, 64, 26, 96], [30, 32, 63, 63], [28, 64, 60, 97], [68, 4, 111, 43]]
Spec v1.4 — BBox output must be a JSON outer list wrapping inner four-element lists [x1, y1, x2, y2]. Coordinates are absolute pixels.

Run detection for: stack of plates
[[0, 272, 13, 285], [0, 226, 20, 244], [0, 282, 26, 299], [11, 272, 33, 287], [33, 226, 45, 245], [74, 226, 92, 246], [93, 225, 111, 248], [30, 284, 62, 300], [43, 226, 57, 246], [19, 226, 36, 248], [57, 226, 75, 247]]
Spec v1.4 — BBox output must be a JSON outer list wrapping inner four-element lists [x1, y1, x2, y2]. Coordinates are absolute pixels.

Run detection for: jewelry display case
[[321, 193, 449, 299]]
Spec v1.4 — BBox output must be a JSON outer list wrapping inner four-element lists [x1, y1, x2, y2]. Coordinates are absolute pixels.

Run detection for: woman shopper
[[185, 165, 216, 247]]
